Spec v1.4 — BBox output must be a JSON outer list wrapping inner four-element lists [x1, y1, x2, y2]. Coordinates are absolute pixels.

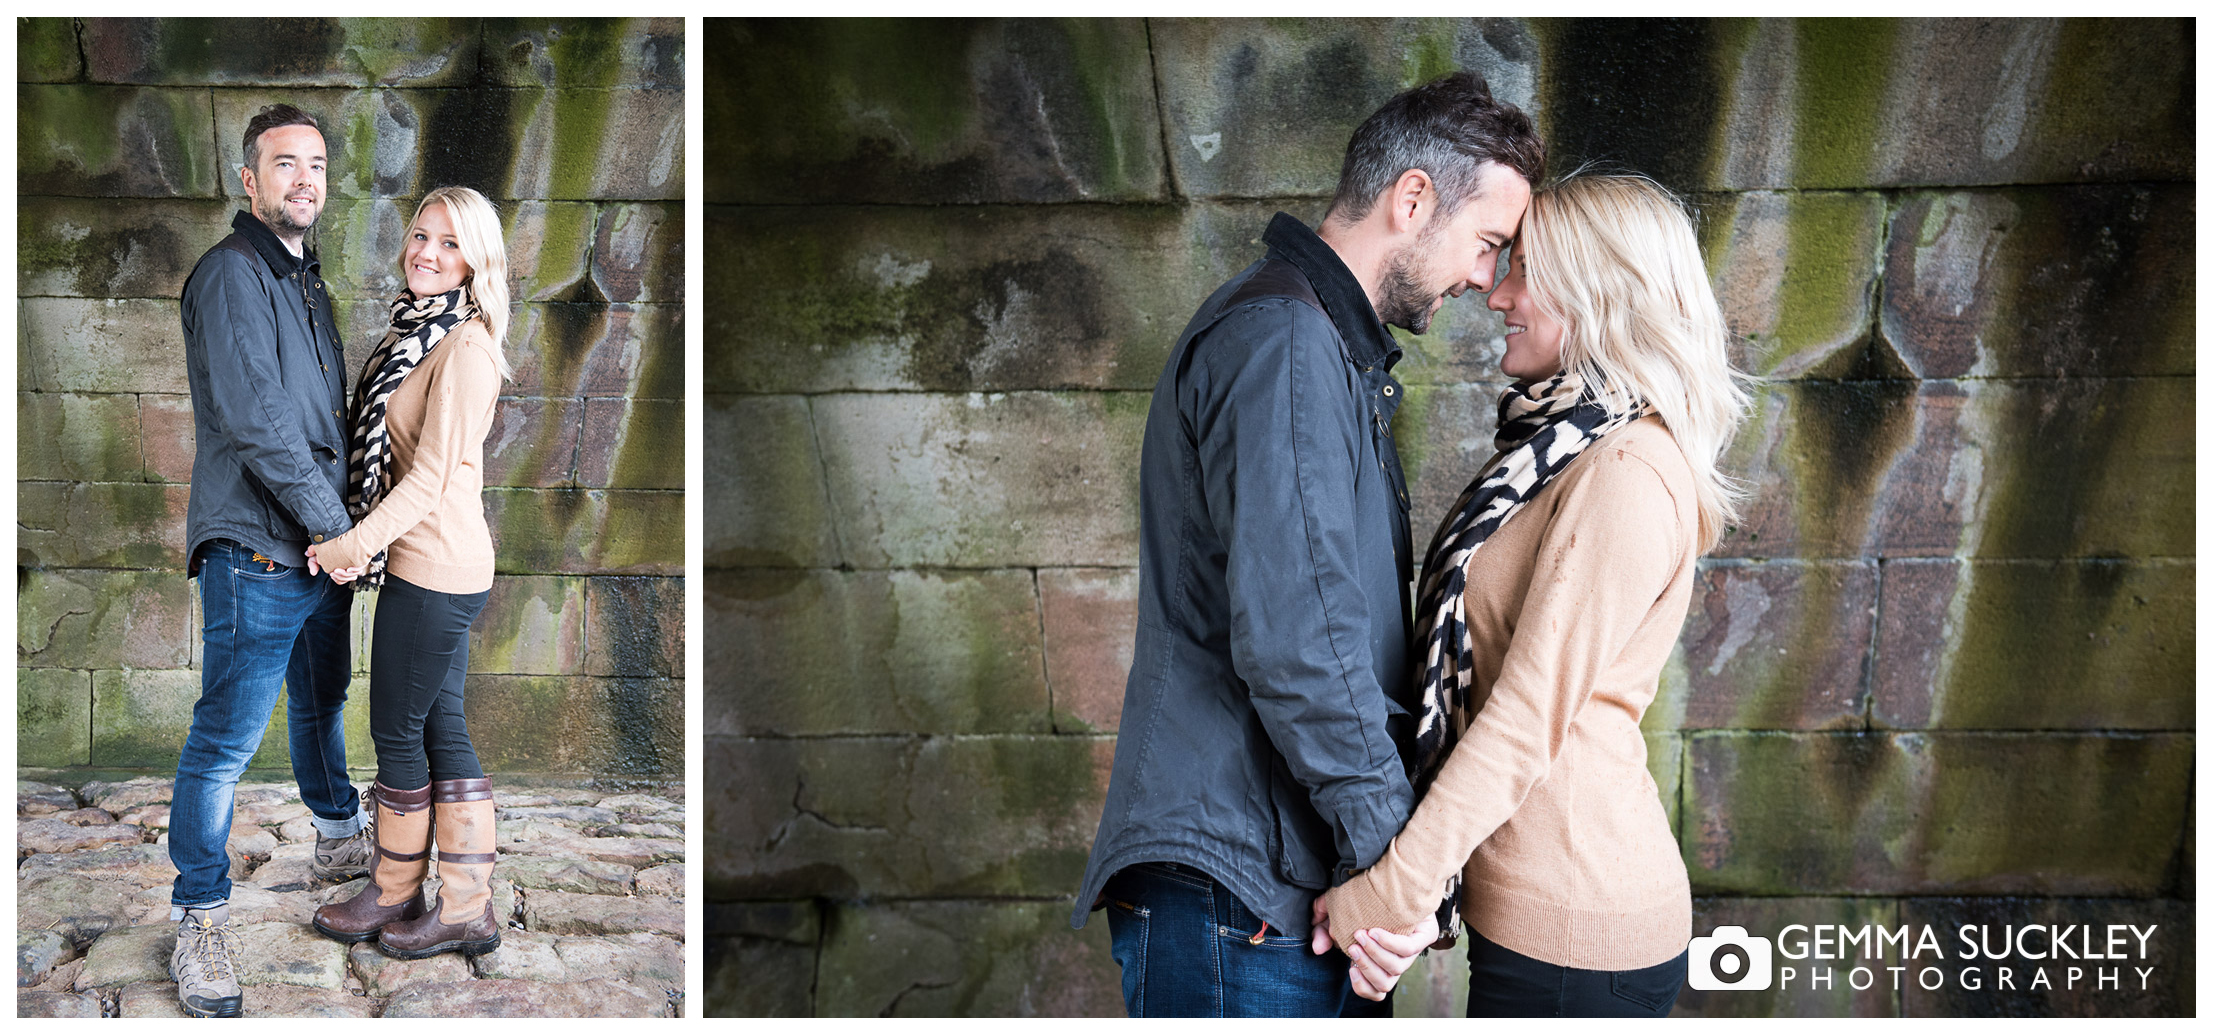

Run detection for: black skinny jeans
[[1466, 928, 1689, 1017], [369, 574, 490, 790]]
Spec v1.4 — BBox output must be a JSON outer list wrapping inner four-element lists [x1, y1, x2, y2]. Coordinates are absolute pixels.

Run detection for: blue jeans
[[1102, 862, 1390, 1017], [1466, 927, 1689, 1017], [170, 540, 364, 908]]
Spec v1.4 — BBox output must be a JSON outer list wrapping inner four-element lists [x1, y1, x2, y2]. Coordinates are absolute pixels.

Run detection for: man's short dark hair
[[1329, 71, 1545, 226], [242, 103, 321, 171]]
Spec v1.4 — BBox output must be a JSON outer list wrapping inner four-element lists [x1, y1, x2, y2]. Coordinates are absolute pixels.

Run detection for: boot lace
[[181, 915, 242, 984]]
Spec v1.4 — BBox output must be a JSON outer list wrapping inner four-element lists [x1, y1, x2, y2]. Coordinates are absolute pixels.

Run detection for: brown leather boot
[[376, 778, 501, 959], [312, 782, 431, 943]]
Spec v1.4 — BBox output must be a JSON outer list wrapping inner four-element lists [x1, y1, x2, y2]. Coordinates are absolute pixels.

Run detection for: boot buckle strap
[[377, 846, 430, 863], [439, 851, 498, 865]]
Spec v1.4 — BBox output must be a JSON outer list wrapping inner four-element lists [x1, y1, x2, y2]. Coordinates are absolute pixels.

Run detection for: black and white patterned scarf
[[342, 285, 474, 591], [1409, 370, 1646, 939]]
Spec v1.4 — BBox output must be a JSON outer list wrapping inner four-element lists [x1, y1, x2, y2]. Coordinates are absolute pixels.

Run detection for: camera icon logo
[[1688, 926, 1773, 991]]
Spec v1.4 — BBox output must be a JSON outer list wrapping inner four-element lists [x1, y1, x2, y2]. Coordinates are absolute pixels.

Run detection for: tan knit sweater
[[316, 318, 501, 595], [1324, 415, 1696, 971]]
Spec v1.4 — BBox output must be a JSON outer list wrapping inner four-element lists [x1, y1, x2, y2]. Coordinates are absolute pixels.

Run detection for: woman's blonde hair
[[404, 186, 513, 381], [1519, 173, 1753, 553]]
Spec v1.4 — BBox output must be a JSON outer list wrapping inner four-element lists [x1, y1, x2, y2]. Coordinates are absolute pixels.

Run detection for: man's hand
[[1310, 894, 1336, 954], [304, 543, 321, 577], [1347, 914, 1440, 1002]]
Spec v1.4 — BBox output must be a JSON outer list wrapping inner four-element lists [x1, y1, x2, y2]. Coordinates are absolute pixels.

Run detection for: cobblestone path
[[18, 777, 684, 1017]]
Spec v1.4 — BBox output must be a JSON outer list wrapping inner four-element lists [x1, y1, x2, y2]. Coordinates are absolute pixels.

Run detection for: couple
[[1075, 71, 1748, 1017], [167, 103, 513, 1017]]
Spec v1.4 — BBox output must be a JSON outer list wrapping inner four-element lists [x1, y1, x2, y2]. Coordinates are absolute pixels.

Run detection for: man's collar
[[230, 209, 319, 276], [1261, 212, 1401, 370]]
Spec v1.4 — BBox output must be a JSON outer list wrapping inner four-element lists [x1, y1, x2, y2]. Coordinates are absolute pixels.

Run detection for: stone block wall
[[707, 18, 2193, 1016], [18, 18, 686, 781]]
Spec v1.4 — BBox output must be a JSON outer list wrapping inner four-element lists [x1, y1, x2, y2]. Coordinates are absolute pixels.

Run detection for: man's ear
[[1385, 168, 1434, 237], [238, 165, 255, 197]]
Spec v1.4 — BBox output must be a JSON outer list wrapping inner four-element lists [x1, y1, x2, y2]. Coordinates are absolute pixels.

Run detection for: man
[[1071, 71, 1544, 1016], [169, 103, 370, 1018]]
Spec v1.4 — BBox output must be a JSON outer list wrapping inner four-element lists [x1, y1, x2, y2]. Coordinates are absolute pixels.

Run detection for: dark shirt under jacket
[[1074, 212, 1418, 939], [180, 210, 353, 571]]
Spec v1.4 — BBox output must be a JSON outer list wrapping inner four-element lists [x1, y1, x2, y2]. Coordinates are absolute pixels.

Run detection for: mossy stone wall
[[705, 17, 2193, 1017], [17, 17, 685, 782]]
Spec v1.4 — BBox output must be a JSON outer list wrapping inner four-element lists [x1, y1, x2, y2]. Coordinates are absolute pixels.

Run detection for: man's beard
[[256, 196, 317, 237], [1376, 245, 1439, 335]]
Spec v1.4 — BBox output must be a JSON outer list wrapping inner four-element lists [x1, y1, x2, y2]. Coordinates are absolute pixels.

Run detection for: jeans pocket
[[1106, 898, 1151, 1017], [1608, 953, 1688, 1015]]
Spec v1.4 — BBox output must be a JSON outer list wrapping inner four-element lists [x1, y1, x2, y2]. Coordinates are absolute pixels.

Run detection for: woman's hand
[[1346, 914, 1439, 1001], [327, 565, 363, 585]]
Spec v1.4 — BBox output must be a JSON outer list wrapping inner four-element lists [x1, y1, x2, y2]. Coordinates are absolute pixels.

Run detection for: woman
[[307, 186, 515, 960], [1318, 174, 1751, 1016]]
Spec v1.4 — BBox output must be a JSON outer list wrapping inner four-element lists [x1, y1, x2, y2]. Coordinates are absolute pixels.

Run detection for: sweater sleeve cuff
[[1326, 869, 1410, 952], [312, 528, 373, 573]]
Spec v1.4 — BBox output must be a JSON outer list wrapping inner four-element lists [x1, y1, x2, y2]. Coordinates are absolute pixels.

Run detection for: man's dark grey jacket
[[180, 210, 353, 571], [1073, 213, 1419, 939]]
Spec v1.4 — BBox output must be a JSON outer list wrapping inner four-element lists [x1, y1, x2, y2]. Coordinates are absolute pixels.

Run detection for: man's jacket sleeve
[[185, 249, 352, 542], [1187, 300, 1414, 875]]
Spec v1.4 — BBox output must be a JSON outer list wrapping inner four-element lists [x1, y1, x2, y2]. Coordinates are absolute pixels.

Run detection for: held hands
[[302, 544, 365, 584], [1311, 892, 1440, 1002]]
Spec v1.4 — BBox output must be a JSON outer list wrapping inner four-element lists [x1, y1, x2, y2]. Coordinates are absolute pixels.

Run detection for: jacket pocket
[[1267, 759, 1332, 889]]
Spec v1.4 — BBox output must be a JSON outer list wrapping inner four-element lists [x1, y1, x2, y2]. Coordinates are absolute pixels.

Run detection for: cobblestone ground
[[18, 776, 685, 1018]]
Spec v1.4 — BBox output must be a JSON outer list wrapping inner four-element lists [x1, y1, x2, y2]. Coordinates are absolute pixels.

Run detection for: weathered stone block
[[18, 392, 144, 482], [487, 487, 684, 575], [470, 575, 586, 675], [523, 890, 682, 937], [18, 875, 147, 947], [240, 983, 377, 1017], [20, 929, 77, 988], [509, 303, 682, 401], [18, 482, 189, 569], [483, 18, 686, 90], [18, 197, 233, 299], [704, 394, 839, 568], [1678, 560, 1875, 730], [20, 569, 193, 669], [508, 88, 686, 200], [704, 734, 1110, 899], [18, 668, 93, 768], [1537, 19, 1751, 192], [710, 19, 1164, 205], [317, 197, 601, 305], [19, 297, 190, 394], [1671, 897, 1904, 1017], [20, 818, 144, 855], [484, 396, 581, 488], [1882, 187, 2193, 379], [711, 205, 1205, 394], [1701, 191, 1886, 378], [1874, 559, 2192, 730], [1391, 380, 1516, 529], [704, 931, 813, 1016], [708, 569, 1049, 737], [1720, 379, 2192, 561], [1039, 567, 1138, 733], [139, 393, 195, 484], [20, 18, 84, 82], [1897, 897, 2192, 1017], [591, 201, 683, 304], [383, 976, 669, 1017], [83, 18, 481, 87], [554, 933, 683, 990], [508, 200, 602, 302], [1685, 732, 2190, 896], [20, 84, 221, 197], [470, 929, 568, 982], [578, 397, 683, 489], [90, 668, 198, 769], [464, 675, 681, 777], [815, 899, 1122, 1017], [498, 856, 634, 896], [813, 391, 1145, 568], [1150, 19, 1535, 199], [583, 576, 683, 678], [347, 942, 476, 996], [1863, 20, 2192, 188]]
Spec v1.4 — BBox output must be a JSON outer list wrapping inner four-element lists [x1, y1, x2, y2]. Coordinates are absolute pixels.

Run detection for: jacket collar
[[1262, 212, 1401, 372], [231, 209, 320, 279]]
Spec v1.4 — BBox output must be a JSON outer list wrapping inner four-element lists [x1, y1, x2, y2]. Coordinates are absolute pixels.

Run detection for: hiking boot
[[311, 801, 376, 882], [171, 903, 243, 1018], [312, 781, 432, 943], [377, 778, 501, 960]]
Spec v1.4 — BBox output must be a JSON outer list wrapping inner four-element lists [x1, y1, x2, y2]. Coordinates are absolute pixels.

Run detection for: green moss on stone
[[17, 669, 92, 768], [18, 18, 84, 83], [1775, 193, 1880, 374], [1935, 561, 2191, 729], [608, 399, 684, 490], [1791, 20, 1897, 187]]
